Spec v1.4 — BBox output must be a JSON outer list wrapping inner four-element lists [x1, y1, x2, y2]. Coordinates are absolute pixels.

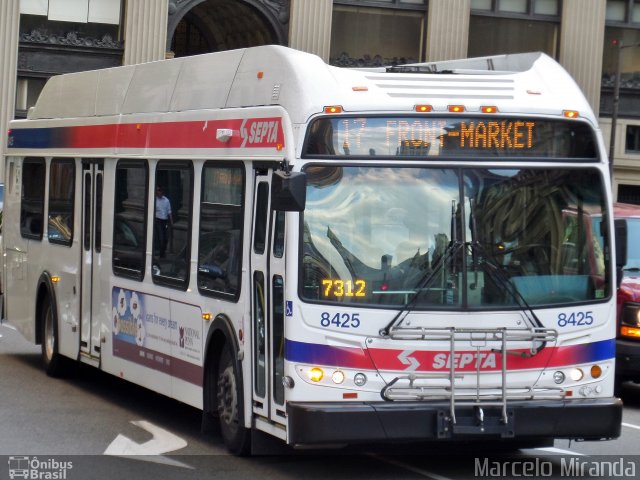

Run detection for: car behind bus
[[614, 202, 640, 386]]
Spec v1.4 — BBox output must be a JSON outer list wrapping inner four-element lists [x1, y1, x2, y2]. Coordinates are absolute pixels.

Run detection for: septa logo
[[432, 352, 497, 370], [240, 118, 284, 147]]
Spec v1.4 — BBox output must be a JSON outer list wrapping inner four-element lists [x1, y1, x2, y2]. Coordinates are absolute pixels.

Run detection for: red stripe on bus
[[60, 117, 285, 149]]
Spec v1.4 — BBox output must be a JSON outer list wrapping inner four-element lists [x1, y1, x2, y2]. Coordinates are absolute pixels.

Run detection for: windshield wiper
[[467, 198, 543, 329], [467, 198, 550, 356], [468, 242, 550, 357], [379, 240, 463, 337], [380, 201, 462, 337]]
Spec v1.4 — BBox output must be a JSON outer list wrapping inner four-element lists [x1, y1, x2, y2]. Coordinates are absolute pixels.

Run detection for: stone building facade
[[1, 0, 639, 200]]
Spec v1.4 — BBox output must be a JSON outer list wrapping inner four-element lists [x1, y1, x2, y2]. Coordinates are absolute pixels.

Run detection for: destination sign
[[303, 116, 597, 159]]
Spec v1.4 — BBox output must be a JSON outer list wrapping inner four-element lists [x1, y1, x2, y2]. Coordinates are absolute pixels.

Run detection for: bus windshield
[[301, 166, 609, 308]]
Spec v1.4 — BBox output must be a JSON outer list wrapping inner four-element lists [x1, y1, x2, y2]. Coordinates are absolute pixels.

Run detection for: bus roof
[[25, 45, 595, 126]]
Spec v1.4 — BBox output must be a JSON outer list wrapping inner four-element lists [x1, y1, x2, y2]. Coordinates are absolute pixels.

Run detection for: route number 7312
[[322, 279, 367, 298]]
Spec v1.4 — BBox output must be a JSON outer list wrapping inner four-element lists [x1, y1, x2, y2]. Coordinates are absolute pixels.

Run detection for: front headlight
[[621, 303, 640, 339]]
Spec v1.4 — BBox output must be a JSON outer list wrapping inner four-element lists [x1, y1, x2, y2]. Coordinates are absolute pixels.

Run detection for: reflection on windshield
[[301, 166, 609, 309]]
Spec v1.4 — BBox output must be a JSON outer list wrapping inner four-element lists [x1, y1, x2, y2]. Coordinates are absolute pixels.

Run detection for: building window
[[602, 1, 640, 90], [471, 0, 559, 16], [330, 2, 426, 67], [469, 0, 560, 58], [605, 0, 640, 24], [601, 2, 640, 117], [21, 0, 122, 25], [626, 124, 640, 152], [618, 183, 640, 203]]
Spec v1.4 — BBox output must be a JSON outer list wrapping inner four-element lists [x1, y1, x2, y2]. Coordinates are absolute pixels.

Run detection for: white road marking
[[535, 447, 586, 456], [367, 453, 455, 480], [104, 420, 193, 469], [622, 422, 640, 431]]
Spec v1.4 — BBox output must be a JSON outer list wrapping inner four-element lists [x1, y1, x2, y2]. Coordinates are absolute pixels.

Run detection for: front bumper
[[286, 397, 622, 446]]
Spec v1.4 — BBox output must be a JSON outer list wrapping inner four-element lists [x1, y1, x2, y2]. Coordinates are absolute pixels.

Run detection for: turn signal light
[[621, 325, 640, 338], [309, 367, 324, 382], [591, 365, 602, 379], [324, 106, 343, 114], [563, 110, 579, 118]]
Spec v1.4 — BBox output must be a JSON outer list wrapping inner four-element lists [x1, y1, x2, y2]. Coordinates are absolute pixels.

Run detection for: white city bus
[[3, 46, 622, 454]]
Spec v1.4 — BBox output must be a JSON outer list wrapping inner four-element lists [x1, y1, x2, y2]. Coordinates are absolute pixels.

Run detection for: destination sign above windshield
[[303, 116, 597, 159]]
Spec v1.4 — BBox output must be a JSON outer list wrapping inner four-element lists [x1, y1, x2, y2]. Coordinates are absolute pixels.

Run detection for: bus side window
[[48, 158, 75, 246], [273, 210, 285, 258], [254, 182, 269, 254], [152, 161, 193, 289], [112, 160, 148, 281], [20, 157, 46, 240], [198, 164, 245, 299]]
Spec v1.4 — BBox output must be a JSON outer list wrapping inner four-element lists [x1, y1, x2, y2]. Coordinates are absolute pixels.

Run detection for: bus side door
[[251, 168, 287, 430], [80, 160, 104, 359]]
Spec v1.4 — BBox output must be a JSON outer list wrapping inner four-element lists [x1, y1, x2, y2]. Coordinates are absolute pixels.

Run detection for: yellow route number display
[[322, 279, 367, 298]]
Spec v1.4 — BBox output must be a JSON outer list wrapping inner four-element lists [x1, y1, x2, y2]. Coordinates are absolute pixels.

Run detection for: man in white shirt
[[155, 186, 173, 258]]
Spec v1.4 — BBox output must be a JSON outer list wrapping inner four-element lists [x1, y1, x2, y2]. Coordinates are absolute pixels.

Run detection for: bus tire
[[216, 343, 250, 455], [40, 293, 66, 377]]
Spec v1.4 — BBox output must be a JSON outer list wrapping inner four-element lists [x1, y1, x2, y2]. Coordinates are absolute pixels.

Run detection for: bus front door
[[251, 170, 287, 432], [80, 160, 103, 359]]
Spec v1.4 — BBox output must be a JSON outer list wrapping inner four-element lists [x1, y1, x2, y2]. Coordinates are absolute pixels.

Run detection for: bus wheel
[[216, 344, 250, 455], [41, 294, 66, 377]]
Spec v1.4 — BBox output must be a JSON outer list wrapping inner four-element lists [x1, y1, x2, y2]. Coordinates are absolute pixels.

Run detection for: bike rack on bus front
[[380, 327, 560, 437]]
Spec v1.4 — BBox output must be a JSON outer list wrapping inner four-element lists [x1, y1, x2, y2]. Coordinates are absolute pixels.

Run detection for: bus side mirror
[[272, 170, 306, 212], [615, 219, 628, 287]]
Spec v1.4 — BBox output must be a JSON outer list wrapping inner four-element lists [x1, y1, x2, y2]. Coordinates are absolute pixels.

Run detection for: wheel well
[[204, 327, 230, 414], [34, 282, 50, 346]]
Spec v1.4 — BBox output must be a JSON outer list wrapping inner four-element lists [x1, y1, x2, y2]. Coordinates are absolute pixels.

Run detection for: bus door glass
[[80, 160, 103, 357], [251, 169, 287, 425]]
